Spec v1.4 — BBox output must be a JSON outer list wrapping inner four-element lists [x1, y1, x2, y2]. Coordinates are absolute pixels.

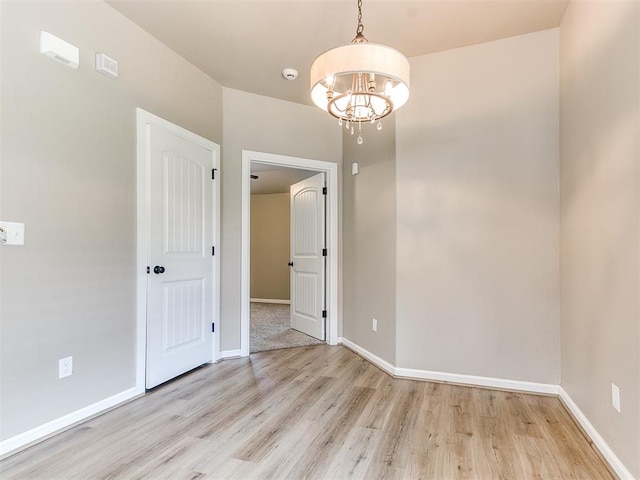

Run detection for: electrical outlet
[[611, 383, 621, 413], [59, 357, 73, 379], [0, 221, 25, 245], [372, 318, 377, 332]]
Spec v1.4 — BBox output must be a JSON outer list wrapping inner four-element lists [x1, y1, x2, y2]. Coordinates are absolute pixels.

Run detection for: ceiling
[[106, 0, 569, 106], [250, 163, 317, 195]]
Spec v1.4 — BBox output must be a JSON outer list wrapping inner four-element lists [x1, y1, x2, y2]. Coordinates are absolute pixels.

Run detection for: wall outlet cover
[[59, 356, 73, 379], [611, 383, 621, 413]]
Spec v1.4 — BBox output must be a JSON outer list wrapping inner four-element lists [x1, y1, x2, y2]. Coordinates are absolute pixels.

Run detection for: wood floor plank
[[124, 436, 214, 480], [357, 375, 398, 430], [319, 426, 379, 480], [0, 345, 615, 480], [190, 366, 303, 440], [241, 419, 322, 480], [286, 385, 376, 479], [364, 379, 424, 480], [231, 376, 335, 463]]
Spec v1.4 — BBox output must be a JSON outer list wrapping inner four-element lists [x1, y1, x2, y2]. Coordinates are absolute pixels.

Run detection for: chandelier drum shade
[[309, 0, 410, 144], [310, 43, 410, 121]]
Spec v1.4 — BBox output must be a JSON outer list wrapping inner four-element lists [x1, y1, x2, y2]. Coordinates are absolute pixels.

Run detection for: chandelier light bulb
[[385, 81, 393, 96]]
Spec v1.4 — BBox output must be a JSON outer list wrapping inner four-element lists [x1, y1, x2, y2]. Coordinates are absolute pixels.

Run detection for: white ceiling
[[106, 0, 569, 106], [250, 163, 318, 195]]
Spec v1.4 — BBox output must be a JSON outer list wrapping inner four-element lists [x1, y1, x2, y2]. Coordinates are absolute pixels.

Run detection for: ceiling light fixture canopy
[[310, 0, 410, 144]]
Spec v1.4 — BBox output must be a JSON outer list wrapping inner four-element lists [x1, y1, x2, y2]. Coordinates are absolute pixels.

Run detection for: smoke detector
[[282, 68, 298, 81]]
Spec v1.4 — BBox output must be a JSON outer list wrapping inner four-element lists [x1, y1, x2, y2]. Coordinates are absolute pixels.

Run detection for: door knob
[[153, 265, 166, 274], [288, 262, 294, 267]]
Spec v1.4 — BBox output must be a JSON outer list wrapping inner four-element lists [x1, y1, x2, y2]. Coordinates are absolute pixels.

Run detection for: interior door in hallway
[[145, 121, 217, 389], [289, 172, 326, 341]]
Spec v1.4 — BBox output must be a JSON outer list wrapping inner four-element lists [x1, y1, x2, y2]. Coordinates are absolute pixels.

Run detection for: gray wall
[[0, 1, 222, 440], [395, 29, 560, 383], [560, 0, 640, 476], [342, 120, 397, 365], [250, 193, 290, 301], [220, 88, 342, 352]]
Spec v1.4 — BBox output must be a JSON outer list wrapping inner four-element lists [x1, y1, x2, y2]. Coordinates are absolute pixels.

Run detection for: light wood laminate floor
[[1, 345, 614, 480]]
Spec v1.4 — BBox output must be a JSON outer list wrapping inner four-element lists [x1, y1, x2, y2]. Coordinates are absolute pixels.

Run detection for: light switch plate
[[0, 221, 25, 245]]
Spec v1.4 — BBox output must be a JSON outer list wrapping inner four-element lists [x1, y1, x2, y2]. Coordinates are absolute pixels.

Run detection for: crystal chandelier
[[310, 0, 410, 144]]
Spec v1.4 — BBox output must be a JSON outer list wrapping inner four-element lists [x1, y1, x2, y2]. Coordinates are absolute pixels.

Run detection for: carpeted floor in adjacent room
[[250, 302, 324, 353]]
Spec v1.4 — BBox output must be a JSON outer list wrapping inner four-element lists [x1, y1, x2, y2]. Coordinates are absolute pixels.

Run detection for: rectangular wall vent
[[96, 53, 118, 79]]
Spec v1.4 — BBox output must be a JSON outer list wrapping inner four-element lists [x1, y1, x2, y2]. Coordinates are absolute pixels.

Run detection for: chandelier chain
[[356, 0, 364, 36]]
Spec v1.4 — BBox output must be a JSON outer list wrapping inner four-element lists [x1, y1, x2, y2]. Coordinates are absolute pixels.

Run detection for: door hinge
[[212, 168, 217, 180], [211, 322, 215, 333], [322, 248, 327, 257], [322, 310, 327, 318], [146, 266, 150, 274], [322, 186, 327, 195], [212, 246, 215, 256]]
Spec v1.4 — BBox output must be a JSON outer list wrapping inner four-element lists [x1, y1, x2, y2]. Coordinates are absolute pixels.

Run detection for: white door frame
[[241, 150, 339, 356], [135, 108, 220, 392]]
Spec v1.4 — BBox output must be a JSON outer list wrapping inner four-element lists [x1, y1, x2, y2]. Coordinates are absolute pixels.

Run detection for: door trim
[[135, 108, 220, 392], [241, 150, 339, 356]]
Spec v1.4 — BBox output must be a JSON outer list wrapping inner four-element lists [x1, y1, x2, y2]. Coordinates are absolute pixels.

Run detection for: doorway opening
[[241, 151, 339, 356], [249, 164, 324, 352]]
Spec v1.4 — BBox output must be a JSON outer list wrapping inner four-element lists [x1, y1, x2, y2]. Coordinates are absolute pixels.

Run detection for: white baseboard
[[395, 366, 561, 395], [339, 338, 396, 376], [250, 298, 291, 304], [220, 349, 243, 359], [559, 388, 635, 480], [340, 337, 558, 394], [339, 337, 634, 479], [0, 386, 142, 459]]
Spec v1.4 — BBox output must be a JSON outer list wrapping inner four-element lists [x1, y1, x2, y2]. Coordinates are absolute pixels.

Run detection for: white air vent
[[96, 53, 118, 79], [40, 32, 79, 69]]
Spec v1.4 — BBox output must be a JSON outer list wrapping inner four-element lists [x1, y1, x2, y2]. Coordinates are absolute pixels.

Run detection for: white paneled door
[[145, 121, 217, 389], [290, 173, 326, 341]]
